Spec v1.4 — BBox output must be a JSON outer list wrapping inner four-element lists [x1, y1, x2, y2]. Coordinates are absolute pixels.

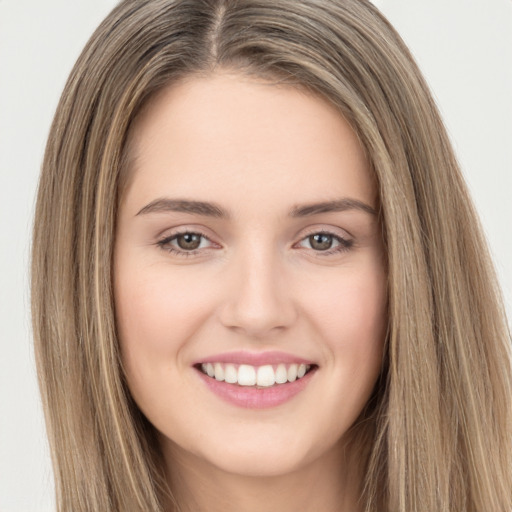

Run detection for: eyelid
[[297, 225, 352, 240]]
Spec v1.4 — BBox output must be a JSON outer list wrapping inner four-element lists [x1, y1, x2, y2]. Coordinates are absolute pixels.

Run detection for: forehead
[[124, 72, 376, 215]]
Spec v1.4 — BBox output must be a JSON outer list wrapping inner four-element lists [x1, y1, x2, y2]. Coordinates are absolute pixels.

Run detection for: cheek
[[302, 263, 387, 389], [113, 260, 217, 430], [309, 265, 387, 344], [114, 260, 213, 385]]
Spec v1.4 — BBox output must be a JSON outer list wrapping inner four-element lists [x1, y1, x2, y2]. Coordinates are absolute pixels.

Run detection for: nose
[[218, 243, 298, 339]]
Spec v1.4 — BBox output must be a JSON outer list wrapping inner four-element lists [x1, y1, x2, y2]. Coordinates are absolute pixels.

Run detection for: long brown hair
[[31, 1, 512, 510]]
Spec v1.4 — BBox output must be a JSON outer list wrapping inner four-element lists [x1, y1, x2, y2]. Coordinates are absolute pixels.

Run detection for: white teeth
[[287, 364, 298, 382], [214, 362, 224, 381], [275, 364, 288, 384], [224, 363, 238, 384], [238, 364, 256, 386], [200, 362, 313, 387], [256, 365, 276, 387]]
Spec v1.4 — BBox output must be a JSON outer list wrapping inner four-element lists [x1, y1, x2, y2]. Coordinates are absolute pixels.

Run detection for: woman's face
[[114, 73, 387, 478]]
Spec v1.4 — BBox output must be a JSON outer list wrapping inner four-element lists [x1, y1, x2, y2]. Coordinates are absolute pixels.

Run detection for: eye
[[297, 231, 353, 255], [173, 233, 204, 251], [157, 231, 215, 256]]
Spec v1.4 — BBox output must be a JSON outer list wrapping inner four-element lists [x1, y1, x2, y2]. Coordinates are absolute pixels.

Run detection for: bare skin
[[114, 72, 387, 512]]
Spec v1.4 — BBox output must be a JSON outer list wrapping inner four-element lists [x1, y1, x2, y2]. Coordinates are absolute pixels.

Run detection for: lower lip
[[196, 368, 316, 409]]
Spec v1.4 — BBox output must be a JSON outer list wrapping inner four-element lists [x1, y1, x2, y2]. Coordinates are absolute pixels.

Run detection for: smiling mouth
[[196, 362, 316, 388]]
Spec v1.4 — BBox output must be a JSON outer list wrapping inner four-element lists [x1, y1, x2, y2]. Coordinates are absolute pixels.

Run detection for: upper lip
[[193, 350, 315, 366]]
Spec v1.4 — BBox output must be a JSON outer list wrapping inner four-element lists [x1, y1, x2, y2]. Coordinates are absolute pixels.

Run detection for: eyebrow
[[136, 198, 227, 218], [290, 198, 377, 217], [135, 197, 377, 218]]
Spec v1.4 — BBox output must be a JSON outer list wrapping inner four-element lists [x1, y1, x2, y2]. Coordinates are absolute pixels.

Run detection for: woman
[[31, 0, 512, 510]]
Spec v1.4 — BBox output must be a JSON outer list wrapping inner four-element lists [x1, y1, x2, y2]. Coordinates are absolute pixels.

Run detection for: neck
[[162, 439, 364, 512]]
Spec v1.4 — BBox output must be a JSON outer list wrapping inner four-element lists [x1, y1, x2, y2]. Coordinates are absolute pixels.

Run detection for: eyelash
[[156, 229, 354, 258]]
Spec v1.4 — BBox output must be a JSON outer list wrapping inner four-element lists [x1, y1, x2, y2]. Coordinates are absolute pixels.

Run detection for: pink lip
[[196, 370, 316, 409], [193, 350, 315, 366]]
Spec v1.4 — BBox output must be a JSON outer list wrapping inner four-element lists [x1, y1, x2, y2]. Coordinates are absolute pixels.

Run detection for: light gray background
[[1, 1, 511, 510]]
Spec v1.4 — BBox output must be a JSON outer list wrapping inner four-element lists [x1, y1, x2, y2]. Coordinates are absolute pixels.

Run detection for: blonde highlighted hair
[[32, 0, 512, 510]]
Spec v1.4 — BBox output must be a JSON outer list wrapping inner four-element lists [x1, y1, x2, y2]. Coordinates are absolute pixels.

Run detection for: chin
[[169, 424, 342, 479], [200, 445, 310, 478]]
